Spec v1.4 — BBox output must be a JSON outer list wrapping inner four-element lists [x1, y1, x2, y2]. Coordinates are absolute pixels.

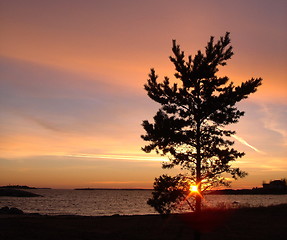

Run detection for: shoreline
[[0, 204, 286, 240]]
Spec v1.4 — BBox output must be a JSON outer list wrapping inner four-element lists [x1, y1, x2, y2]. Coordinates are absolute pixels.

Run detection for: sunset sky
[[0, 0, 286, 189]]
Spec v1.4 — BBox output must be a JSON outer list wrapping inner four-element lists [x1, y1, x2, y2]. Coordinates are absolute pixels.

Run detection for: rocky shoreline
[[0, 204, 286, 240]]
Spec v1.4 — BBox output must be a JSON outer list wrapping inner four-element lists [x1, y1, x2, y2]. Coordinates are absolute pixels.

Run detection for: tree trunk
[[195, 194, 201, 213], [195, 111, 201, 240], [194, 189, 201, 240], [195, 108, 202, 213], [194, 230, 201, 240]]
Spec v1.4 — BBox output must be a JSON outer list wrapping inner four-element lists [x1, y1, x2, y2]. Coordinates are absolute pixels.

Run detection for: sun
[[190, 185, 198, 193]]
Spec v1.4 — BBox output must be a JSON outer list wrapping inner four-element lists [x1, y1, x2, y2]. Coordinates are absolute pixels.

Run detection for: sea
[[1, 189, 287, 216]]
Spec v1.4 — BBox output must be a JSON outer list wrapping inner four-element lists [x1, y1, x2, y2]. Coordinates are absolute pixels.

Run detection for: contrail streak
[[216, 125, 264, 154], [231, 134, 264, 154]]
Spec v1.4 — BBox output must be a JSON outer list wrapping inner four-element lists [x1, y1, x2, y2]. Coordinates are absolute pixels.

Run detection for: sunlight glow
[[190, 185, 199, 193]]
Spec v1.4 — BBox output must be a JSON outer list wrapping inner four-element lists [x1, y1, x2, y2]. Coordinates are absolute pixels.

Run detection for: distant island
[[0, 188, 42, 197], [75, 179, 287, 195], [74, 188, 151, 191], [0, 185, 51, 190], [0, 185, 48, 197], [209, 179, 287, 195]]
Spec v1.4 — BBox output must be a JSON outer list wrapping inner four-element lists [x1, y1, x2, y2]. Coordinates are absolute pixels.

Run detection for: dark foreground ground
[[1, 204, 286, 240]]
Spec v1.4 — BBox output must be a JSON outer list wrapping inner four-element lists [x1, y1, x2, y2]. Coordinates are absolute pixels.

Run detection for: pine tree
[[142, 32, 262, 215]]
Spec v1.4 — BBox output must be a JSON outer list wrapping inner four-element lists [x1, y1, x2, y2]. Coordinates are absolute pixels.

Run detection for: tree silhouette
[[142, 32, 262, 217]]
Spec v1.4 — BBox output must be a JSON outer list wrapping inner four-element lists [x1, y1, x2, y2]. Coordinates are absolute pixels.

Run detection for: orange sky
[[0, 0, 286, 189]]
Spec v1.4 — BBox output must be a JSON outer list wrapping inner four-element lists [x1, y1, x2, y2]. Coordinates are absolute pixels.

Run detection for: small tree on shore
[[142, 32, 262, 216]]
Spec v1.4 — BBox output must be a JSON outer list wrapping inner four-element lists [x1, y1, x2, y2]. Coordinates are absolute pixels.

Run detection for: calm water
[[1, 189, 286, 216]]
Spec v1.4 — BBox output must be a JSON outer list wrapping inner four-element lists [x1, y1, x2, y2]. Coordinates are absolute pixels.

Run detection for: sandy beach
[[1, 204, 286, 240]]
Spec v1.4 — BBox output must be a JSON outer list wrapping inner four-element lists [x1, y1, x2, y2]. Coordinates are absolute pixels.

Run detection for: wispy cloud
[[65, 153, 168, 162], [31, 117, 67, 133], [260, 104, 287, 146], [88, 181, 151, 185]]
